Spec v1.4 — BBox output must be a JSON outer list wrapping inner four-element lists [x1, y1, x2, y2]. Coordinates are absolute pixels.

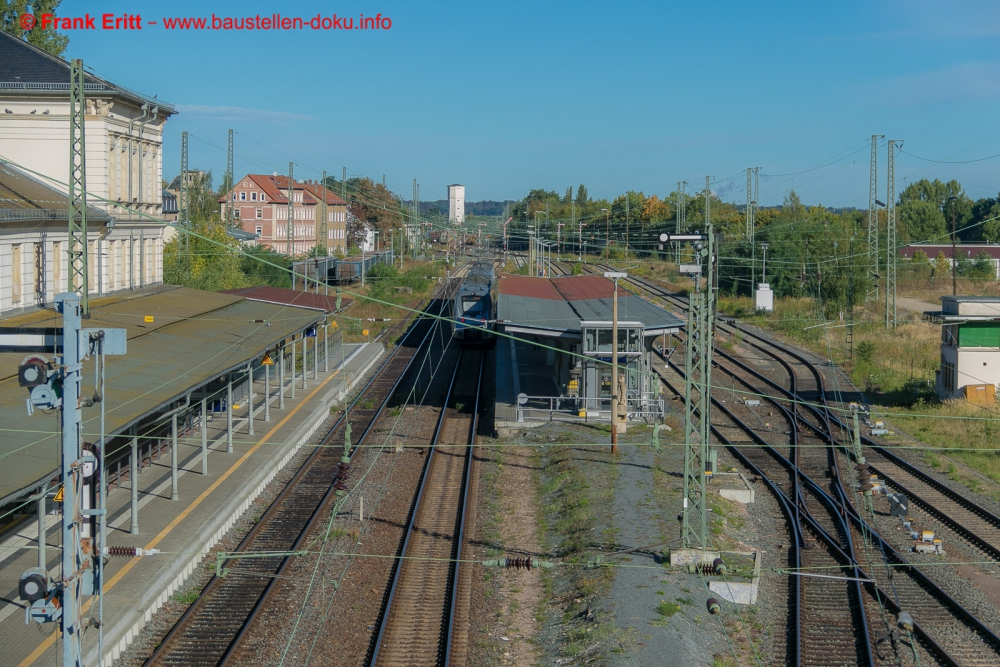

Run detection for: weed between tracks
[[535, 442, 625, 664]]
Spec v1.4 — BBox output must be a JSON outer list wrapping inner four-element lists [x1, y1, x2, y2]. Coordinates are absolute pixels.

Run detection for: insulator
[[333, 482, 348, 491], [106, 546, 139, 557], [503, 557, 532, 570], [334, 472, 350, 480], [338, 463, 351, 470], [707, 598, 721, 615], [713, 558, 727, 575], [897, 611, 914, 632]]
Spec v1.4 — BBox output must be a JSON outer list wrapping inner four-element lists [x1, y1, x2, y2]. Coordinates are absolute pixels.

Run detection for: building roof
[[220, 286, 351, 313], [900, 244, 1000, 260], [497, 274, 683, 338], [0, 159, 111, 223], [219, 174, 347, 207], [0, 286, 324, 505], [0, 31, 176, 113]]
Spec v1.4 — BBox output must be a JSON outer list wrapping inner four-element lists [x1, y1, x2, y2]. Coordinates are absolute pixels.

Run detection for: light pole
[[948, 195, 958, 296], [601, 208, 610, 260], [605, 271, 627, 452], [760, 243, 769, 283]]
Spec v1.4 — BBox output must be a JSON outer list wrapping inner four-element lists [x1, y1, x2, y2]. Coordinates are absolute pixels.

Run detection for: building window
[[251, 192, 257, 201], [255, 225, 263, 235], [234, 208, 241, 219], [240, 192, 246, 201], [11, 244, 21, 304], [260, 194, 265, 202], [256, 209, 262, 218]]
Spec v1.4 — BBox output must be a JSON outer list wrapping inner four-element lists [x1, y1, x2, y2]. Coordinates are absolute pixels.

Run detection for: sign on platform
[[261, 353, 275, 366], [144, 316, 154, 323], [679, 264, 703, 274]]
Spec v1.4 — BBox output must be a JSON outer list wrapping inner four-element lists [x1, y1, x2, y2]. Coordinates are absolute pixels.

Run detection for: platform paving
[[0, 342, 384, 667]]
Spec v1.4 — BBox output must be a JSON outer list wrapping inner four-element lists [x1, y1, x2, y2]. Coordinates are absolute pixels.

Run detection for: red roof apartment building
[[219, 174, 348, 255]]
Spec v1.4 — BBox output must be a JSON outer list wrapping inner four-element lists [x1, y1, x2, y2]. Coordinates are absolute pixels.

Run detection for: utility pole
[[67, 59, 89, 316], [886, 140, 901, 328], [747, 167, 759, 289], [949, 196, 959, 296], [625, 193, 630, 260], [704, 176, 711, 228], [867, 134, 884, 302], [341, 166, 347, 202], [319, 170, 328, 257], [180, 131, 189, 280], [605, 271, 627, 452], [226, 129, 234, 231], [286, 162, 294, 257], [676, 181, 687, 264], [681, 227, 716, 552], [847, 237, 855, 361]]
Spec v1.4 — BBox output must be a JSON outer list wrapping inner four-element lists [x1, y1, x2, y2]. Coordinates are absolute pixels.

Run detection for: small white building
[[929, 296, 1000, 401], [448, 184, 465, 223]]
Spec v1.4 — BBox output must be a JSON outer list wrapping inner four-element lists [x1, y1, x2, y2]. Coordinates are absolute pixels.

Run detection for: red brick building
[[219, 174, 348, 255]]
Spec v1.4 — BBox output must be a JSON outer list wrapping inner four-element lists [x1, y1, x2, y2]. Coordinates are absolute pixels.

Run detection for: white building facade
[[0, 31, 175, 307], [0, 162, 161, 314]]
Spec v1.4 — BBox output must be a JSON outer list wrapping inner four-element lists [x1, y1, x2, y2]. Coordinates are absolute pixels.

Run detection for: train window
[[462, 298, 484, 315]]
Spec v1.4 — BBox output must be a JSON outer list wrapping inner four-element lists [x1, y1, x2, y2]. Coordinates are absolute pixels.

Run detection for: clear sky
[[60, 0, 1000, 207]]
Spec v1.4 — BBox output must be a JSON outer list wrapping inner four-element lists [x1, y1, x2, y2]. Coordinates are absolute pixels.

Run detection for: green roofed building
[[926, 296, 1000, 402]]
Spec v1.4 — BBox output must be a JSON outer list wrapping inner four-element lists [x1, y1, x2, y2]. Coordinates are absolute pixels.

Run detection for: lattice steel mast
[[179, 131, 189, 279], [68, 59, 89, 315], [226, 129, 234, 231], [747, 167, 759, 288], [286, 162, 294, 256], [867, 135, 883, 301], [886, 140, 901, 328], [319, 170, 328, 256], [681, 225, 716, 551]]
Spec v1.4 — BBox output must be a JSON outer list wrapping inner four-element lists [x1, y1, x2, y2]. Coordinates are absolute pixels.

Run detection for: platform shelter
[[495, 274, 683, 424]]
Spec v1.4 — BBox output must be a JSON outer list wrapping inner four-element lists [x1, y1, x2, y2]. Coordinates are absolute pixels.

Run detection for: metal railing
[[514, 392, 664, 422]]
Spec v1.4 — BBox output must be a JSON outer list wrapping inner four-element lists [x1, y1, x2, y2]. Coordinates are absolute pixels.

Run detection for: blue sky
[[61, 0, 1000, 206]]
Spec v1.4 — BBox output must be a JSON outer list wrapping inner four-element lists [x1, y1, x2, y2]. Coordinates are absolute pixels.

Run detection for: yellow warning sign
[[54, 487, 63, 502], [362, 329, 370, 337], [330, 321, 339, 329], [144, 316, 154, 323], [261, 353, 275, 366]]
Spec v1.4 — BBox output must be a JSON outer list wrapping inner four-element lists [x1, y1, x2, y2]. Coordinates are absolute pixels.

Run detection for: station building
[[926, 296, 1000, 402], [494, 274, 683, 425]]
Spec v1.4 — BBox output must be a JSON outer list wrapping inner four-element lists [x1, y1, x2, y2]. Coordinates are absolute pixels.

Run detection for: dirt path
[[896, 296, 940, 313], [495, 445, 544, 666]]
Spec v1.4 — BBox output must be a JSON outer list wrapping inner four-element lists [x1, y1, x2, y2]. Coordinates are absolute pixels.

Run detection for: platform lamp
[[604, 271, 628, 452]]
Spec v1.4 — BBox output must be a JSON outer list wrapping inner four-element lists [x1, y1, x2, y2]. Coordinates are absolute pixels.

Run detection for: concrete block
[[709, 580, 757, 605]]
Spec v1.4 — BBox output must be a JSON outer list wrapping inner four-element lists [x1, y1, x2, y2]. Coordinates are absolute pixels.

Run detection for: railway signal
[[9, 293, 127, 667]]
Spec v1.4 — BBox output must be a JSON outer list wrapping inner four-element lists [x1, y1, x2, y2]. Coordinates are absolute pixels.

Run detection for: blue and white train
[[452, 261, 496, 345]]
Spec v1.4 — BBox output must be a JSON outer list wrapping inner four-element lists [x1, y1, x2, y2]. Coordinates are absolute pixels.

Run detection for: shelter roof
[[497, 274, 683, 338], [0, 159, 111, 223], [220, 286, 351, 313], [0, 286, 324, 505]]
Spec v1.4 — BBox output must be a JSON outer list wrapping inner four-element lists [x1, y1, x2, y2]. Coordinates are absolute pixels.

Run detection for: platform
[[0, 341, 384, 667]]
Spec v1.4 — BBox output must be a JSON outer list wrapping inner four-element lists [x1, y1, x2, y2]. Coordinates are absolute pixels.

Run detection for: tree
[[899, 178, 976, 241], [899, 199, 946, 242], [1, 0, 68, 56], [575, 184, 589, 206], [933, 251, 951, 278]]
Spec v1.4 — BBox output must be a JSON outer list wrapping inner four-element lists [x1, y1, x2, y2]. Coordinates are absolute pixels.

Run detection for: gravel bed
[[113, 427, 322, 667], [224, 342, 460, 666]]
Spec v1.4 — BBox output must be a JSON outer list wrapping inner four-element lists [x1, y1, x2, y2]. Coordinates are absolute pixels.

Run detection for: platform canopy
[[0, 286, 324, 505], [497, 274, 683, 339]]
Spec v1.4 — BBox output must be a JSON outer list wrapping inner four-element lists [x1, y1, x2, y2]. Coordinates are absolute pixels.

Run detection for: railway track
[[616, 266, 1000, 666], [144, 294, 451, 667], [370, 347, 485, 667]]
